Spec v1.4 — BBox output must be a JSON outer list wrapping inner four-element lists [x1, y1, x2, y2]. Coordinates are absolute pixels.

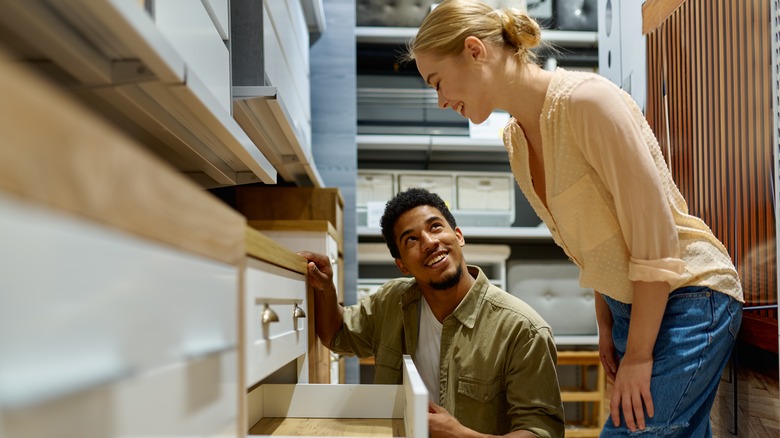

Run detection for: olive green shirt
[[330, 266, 565, 437]]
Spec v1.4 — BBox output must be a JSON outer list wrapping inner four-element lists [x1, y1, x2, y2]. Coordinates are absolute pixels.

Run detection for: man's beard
[[428, 264, 463, 290]]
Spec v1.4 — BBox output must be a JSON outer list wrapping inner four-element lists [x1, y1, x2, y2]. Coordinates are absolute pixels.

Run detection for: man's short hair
[[380, 187, 458, 258]]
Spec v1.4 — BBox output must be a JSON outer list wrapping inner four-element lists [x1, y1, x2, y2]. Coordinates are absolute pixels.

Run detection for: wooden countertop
[[245, 226, 308, 274]]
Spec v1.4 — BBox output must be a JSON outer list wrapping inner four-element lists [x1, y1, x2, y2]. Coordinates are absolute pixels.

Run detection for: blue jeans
[[600, 286, 742, 437]]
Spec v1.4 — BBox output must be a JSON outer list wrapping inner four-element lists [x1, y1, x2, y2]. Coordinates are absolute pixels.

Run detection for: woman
[[406, 1, 744, 436]]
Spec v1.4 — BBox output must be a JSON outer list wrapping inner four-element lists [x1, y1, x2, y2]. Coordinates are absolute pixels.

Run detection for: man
[[300, 188, 564, 438]]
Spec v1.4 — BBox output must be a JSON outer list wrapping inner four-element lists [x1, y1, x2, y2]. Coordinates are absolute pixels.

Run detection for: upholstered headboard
[[507, 260, 597, 341]]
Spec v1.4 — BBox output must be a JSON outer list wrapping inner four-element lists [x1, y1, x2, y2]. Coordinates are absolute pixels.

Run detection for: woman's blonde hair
[[405, 0, 543, 64]]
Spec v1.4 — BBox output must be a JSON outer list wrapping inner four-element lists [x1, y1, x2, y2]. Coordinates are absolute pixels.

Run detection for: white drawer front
[[2, 351, 237, 438], [0, 195, 237, 411], [245, 258, 307, 388]]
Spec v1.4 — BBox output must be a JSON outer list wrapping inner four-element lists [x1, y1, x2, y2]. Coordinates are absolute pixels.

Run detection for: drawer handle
[[293, 304, 306, 318], [262, 305, 279, 324]]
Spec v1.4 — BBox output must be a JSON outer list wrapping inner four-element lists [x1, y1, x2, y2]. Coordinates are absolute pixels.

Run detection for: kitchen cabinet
[[243, 229, 428, 437], [0, 52, 245, 438], [0, 0, 327, 189]]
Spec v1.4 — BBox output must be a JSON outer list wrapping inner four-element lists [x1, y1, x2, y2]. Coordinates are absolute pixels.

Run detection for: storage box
[[357, 172, 395, 207], [397, 173, 454, 208], [456, 175, 513, 211]]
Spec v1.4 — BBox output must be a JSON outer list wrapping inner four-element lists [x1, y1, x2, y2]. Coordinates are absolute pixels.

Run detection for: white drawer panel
[[2, 350, 237, 438], [0, 195, 237, 411], [244, 258, 307, 388]]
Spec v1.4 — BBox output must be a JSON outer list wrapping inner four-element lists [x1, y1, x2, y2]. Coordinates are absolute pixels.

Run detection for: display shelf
[[355, 27, 597, 48], [358, 225, 552, 242]]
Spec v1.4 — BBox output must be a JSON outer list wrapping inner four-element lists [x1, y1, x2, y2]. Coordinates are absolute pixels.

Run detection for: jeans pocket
[[727, 299, 743, 340]]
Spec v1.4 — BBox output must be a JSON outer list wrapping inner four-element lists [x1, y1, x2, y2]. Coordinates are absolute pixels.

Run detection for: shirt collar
[[399, 265, 489, 329]]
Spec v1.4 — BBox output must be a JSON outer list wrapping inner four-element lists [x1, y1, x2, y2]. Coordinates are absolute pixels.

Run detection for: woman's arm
[[610, 281, 669, 431]]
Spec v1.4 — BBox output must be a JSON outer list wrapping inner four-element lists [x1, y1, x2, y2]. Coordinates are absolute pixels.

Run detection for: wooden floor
[[711, 348, 780, 438]]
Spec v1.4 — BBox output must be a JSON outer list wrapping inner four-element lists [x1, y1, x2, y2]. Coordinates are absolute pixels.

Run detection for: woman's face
[[415, 44, 493, 124]]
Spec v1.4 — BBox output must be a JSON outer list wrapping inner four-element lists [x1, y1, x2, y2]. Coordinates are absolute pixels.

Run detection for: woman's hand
[[609, 352, 654, 431], [598, 330, 619, 383]]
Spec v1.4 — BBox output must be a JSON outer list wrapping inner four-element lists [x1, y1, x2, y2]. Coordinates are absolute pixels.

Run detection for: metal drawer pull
[[293, 304, 306, 318], [262, 305, 279, 324]]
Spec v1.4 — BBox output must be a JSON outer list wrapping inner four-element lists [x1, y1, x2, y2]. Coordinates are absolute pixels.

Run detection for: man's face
[[393, 205, 466, 290]]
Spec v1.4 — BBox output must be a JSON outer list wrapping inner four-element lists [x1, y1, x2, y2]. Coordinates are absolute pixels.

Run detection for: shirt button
[[483, 394, 489, 401]]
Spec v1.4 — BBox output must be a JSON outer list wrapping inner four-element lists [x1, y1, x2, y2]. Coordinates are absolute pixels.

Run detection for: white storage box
[[357, 172, 395, 207], [398, 173, 454, 208], [456, 175, 513, 211]]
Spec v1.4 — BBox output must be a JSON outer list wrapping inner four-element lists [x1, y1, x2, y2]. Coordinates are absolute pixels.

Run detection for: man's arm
[[428, 402, 539, 438], [297, 251, 343, 347]]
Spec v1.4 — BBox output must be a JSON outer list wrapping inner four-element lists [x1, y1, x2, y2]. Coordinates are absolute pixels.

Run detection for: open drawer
[[247, 356, 427, 437]]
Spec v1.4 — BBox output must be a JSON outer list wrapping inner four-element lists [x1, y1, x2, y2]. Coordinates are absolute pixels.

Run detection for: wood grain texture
[[249, 417, 404, 436], [0, 50, 245, 266], [245, 227, 308, 274], [642, 0, 686, 34]]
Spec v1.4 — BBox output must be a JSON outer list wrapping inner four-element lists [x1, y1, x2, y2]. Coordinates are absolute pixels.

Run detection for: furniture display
[[0, 51, 245, 438], [507, 260, 604, 435], [243, 228, 429, 437]]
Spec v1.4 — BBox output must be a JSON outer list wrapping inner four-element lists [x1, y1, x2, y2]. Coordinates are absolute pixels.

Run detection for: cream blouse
[[503, 68, 743, 304]]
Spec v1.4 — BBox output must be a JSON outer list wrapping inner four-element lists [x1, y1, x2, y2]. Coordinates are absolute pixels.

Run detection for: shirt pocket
[[457, 376, 503, 402], [455, 376, 509, 434], [549, 173, 620, 253], [373, 344, 403, 384]]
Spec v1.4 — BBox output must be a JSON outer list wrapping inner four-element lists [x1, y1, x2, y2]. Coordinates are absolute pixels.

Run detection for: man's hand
[[428, 402, 465, 438], [297, 251, 334, 291], [296, 251, 342, 347]]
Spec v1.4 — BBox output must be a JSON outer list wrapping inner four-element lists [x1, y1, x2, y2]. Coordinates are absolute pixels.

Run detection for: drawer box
[[244, 257, 308, 388], [247, 356, 427, 438]]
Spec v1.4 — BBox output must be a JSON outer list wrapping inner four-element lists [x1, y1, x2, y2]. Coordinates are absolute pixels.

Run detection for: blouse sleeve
[[567, 78, 685, 284]]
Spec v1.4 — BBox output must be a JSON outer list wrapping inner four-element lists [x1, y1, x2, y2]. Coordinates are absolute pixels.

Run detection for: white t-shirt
[[415, 297, 442, 403]]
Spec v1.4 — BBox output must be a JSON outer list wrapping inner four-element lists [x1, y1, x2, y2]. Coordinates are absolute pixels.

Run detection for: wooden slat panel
[[642, 0, 687, 34], [644, 0, 777, 350]]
